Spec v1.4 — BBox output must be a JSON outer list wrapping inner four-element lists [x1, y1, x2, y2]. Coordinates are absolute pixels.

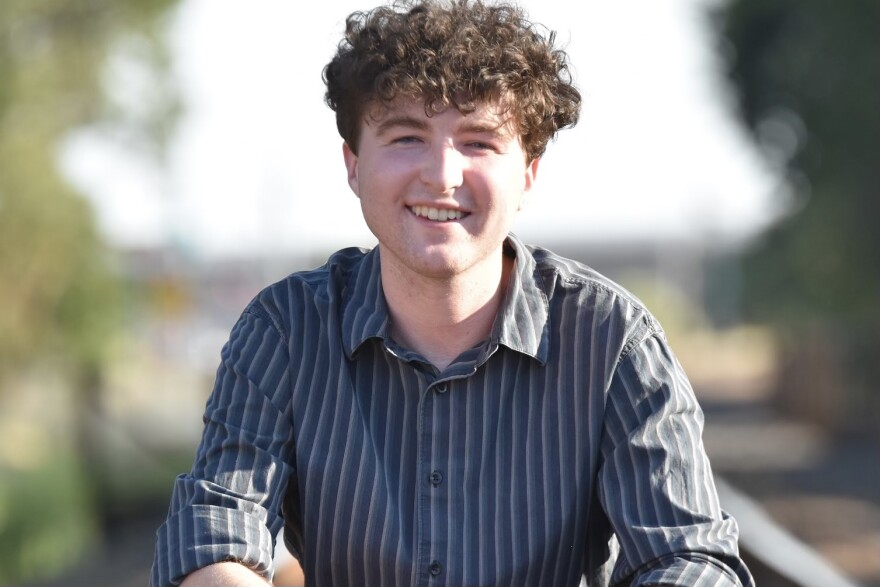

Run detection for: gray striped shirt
[[151, 234, 753, 587]]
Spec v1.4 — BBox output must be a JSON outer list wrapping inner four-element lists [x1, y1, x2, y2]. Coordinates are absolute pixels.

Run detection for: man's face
[[343, 98, 540, 282]]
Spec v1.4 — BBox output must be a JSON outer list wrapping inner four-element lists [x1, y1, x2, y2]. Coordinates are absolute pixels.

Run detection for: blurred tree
[[0, 0, 178, 380], [717, 0, 880, 433], [0, 0, 179, 582]]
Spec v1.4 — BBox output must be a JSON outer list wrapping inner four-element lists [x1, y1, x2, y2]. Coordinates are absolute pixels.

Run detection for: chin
[[411, 259, 468, 280]]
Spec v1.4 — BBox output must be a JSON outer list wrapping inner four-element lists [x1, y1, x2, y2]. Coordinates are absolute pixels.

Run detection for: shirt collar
[[341, 234, 550, 364], [493, 234, 550, 364], [341, 246, 390, 360]]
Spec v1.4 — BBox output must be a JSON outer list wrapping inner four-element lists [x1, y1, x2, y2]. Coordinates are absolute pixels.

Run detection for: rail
[[716, 477, 864, 587]]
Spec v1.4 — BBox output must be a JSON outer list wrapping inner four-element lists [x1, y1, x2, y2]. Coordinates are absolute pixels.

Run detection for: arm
[[180, 562, 272, 587], [599, 332, 754, 587], [151, 305, 296, 587]]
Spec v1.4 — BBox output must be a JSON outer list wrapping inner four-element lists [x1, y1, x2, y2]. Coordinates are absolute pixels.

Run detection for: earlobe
[[524, 157, 541, 193], [342, 142, 360, 196], [519, 158, 541, 211]]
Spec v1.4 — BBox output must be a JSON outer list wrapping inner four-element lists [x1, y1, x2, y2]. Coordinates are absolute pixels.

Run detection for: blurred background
[[0, 0, 877, 586]]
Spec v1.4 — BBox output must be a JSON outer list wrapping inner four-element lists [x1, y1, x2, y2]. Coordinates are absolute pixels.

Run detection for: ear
[[524, 157, 541, 191], [342, 141, 359, 196], [519, 157, 541, 210]]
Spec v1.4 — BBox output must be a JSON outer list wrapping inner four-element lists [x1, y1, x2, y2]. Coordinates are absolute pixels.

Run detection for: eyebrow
[[459, 120, 511, 138], [374, 115, 430, 136], [373, 113, 515, 139]]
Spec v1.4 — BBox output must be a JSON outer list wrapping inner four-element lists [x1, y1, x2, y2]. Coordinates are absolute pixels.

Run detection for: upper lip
[[407, 200, 469, 211], [408, 204, 470, 221]]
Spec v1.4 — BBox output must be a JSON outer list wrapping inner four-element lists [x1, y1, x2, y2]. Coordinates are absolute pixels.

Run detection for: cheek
[[491, 166, 530, 207], [362, 156, 412, 192]]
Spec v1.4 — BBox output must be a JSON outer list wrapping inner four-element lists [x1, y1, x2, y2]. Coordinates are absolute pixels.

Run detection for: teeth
[[411, 206, 464, 221]]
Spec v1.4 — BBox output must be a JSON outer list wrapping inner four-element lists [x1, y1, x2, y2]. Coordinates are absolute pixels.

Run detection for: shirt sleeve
[[598, 331, 754, 587], [151, 306, 295, 587]]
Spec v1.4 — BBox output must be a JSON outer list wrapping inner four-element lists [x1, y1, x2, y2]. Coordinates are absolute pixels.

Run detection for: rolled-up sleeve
[[599, 332, 754, 587], [151, 305, 294, 587]]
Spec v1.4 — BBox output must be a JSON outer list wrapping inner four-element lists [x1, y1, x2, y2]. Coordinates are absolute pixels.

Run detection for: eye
[[392, 135, 422, 145], [465, 140, 499, 153]]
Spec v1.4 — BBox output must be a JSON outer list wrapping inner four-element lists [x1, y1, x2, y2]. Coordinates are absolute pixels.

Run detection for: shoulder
[[239, 247, 373, 340], [527, 244, 646, 307], [526, 243, 664, 354]]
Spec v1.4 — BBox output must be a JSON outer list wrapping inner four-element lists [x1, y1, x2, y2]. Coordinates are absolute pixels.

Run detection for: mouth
[[409, 205, 469, 222]]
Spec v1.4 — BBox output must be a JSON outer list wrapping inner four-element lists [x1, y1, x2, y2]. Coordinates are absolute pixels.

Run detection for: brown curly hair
[[323, 0, 581, 161]]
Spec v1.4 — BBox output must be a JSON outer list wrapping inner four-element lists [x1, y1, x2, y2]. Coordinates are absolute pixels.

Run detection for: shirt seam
[[239, 302, 294, 422], [553, 273, 662, 364], [245, 298, 289, 344]]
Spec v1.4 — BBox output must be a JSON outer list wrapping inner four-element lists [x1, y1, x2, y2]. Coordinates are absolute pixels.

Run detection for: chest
[[286, 342, 607, 587]]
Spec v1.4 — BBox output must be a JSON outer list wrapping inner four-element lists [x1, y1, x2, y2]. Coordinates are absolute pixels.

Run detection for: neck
[[380, 250, 513, 371]]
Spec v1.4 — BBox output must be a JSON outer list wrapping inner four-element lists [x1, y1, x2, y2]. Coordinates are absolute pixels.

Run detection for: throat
[[382, 253, 514, 371]]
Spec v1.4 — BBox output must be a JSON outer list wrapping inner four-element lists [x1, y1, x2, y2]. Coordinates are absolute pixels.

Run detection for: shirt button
[[435, 382, 448, 394], [429, 470, 443, 486], [429, 560, 442, 576]]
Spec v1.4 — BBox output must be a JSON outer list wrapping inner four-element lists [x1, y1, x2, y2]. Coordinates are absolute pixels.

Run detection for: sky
[[62, 0, 785, 259]]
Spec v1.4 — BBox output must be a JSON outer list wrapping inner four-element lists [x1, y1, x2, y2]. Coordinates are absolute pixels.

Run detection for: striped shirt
[[151, 234, 753, 587]]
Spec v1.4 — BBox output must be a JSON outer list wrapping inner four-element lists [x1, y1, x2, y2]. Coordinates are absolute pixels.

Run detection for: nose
[[420, 144, 464, 193]]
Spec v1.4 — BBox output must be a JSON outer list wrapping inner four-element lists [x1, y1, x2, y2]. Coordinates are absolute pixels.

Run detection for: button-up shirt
[[151, 234, 753, 587]]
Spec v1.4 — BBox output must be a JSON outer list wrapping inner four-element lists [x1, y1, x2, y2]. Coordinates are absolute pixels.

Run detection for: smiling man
[[342, 99, 539, 370], [151, 1, 754, 586]]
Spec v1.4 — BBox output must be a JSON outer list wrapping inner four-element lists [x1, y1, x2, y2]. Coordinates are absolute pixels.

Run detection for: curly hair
[[323, 0, 581, 161]]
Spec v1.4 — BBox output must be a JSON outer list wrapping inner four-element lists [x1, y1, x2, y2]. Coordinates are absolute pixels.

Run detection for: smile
[[409, 206, 468, 222]]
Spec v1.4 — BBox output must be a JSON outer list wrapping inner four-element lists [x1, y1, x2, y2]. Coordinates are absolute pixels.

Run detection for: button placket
[[421, 378, 449, 585]]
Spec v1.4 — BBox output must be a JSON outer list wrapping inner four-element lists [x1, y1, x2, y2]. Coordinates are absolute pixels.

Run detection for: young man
[[151, 1, 754, 586]]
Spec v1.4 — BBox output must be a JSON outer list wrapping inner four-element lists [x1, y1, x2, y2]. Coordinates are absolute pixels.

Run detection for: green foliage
[[717, 0, 880, 330], [717, 0, 880, 435], [0, 455, 98, 584], [0, 0, 180, 582], [0, 0, 178, 379]]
